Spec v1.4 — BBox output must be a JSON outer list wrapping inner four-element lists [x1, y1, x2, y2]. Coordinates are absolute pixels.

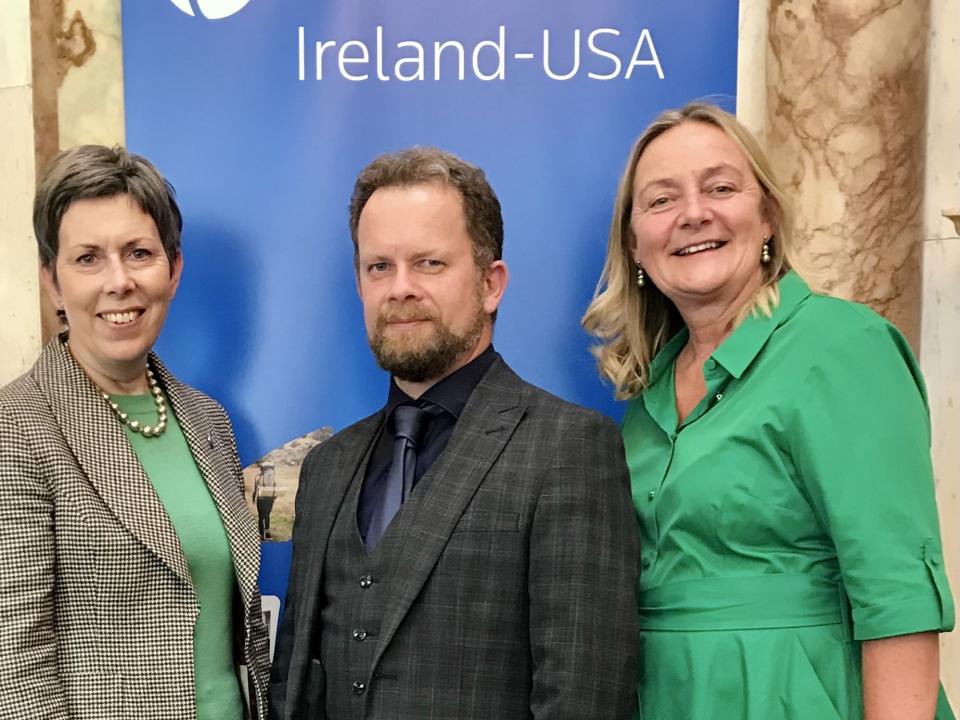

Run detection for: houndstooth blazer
[[0, 336, 270, 720]]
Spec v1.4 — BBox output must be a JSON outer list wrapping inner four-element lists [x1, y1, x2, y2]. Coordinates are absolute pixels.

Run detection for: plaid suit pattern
[[271, 357, 639, 720], [0, 337, 269, 719]]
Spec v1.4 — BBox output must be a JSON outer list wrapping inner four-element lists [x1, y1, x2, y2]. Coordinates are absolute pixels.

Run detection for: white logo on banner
[[168, 0, 251, 20]]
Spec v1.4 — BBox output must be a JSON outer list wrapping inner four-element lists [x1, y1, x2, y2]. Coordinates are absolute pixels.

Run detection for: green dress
[[623, 272, 955, 720]]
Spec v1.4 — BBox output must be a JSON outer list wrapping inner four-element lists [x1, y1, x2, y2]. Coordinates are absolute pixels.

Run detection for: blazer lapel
[[294, 412, 383, 630], [151, 356, 261, 606], [371, 359, 527, 671], [34, 337, 192, 585]]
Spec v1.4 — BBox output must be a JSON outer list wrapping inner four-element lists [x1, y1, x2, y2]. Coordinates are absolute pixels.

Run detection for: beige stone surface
[[0, 85, 42, 387], [0, 1, 41, 387], [0, 0, 32, 89], [921, 237, 960, 700], [924, 0, 960, 242], [922, 0, 960, 700], [58, 0, 125, 149], [766, 0, 929, 349], [736, 0, 769, 141]]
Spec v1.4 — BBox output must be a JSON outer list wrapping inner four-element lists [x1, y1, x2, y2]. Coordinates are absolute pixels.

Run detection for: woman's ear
[[40, 265, 62, 310], [762, 194, 781, 238]]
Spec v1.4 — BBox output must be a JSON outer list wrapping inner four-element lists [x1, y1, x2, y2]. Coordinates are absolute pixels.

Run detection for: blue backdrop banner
[[121, 0, 738, 603]]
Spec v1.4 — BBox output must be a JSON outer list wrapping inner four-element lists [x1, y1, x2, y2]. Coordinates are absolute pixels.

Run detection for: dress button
[[359, 575, 373, 588], [647, 490, 656, 501], [352, 628, 368, 641], [352, 681, 366, 695], [715, 393, 723, 401], [706, 359, 717, 370]]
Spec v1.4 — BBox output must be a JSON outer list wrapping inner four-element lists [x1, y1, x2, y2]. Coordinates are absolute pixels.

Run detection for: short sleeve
[[789, 313, 955, 641]]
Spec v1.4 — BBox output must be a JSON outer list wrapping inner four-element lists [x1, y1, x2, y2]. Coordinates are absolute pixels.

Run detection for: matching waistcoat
[[321, 451, 413, 720]]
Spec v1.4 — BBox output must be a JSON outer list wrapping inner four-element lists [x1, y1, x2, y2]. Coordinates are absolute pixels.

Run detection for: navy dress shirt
[[357, 345, 498, 543]]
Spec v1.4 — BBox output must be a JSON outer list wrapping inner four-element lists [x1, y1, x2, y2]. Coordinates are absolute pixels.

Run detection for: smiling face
[[356, 182, 507, 389], [42, 193, 182, 392], [630, 120, 772, 313]]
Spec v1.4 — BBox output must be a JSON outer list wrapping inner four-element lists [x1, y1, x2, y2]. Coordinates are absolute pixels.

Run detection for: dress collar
[[647, 271, 812, 387]]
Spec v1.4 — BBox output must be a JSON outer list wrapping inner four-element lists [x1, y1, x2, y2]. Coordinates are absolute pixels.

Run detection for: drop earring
[[635, 262, 645, 288], [761, 236, 771, 264]]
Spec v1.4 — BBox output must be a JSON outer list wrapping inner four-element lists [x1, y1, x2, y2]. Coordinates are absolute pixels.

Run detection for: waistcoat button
[[359, 575, 373, 588], [352, 681, 366, 695], [353, 628, 368, 641]]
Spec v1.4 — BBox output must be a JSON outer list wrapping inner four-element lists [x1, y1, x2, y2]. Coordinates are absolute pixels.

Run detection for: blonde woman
[[583, 103, 954, 720]]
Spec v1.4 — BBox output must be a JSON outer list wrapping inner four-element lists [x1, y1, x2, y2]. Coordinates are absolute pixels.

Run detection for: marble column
[[921, 0, 960, 700], [57, 0, 126, 150], [765, 0, 930, 350], [0, 0, 42, 386], [736, 0, 770, 142]]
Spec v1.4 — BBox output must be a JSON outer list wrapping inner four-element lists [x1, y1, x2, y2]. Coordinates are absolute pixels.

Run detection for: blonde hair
[[582, 102, 799, 400]]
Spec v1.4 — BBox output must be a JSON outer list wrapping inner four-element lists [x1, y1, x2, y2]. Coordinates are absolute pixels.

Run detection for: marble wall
[[921, 0, 960, 698], [57, 0, 125, 150], [0, 0, 42, 386], [765, 0, 930, 350], [736, 0, 770, 142]]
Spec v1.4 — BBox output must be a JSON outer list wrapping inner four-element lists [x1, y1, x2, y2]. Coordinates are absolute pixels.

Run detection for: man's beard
[[369, 299, 486, 383]]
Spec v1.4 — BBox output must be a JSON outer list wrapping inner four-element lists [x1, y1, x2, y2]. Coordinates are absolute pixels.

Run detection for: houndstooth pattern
[[0, 336, 269, 720]]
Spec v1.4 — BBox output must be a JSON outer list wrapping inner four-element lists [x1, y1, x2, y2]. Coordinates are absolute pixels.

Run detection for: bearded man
[[269, 148, 639, 720]]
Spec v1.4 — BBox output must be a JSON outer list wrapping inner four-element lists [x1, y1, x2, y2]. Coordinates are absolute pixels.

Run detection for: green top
[[114, 393, 243, 720], [623, 271, 954, 720]]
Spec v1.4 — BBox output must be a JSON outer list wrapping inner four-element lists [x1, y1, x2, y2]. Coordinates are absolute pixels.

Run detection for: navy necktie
[[365, 404, 429, 549]]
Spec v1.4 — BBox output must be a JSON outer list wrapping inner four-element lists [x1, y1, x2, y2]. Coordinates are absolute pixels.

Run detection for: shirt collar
[[647, 271, 812, 386], [385, 344, 499, 418], [712, 271, 810, 378]]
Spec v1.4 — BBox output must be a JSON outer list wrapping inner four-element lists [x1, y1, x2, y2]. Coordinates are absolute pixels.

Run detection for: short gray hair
[[33, 145, 182, 274]]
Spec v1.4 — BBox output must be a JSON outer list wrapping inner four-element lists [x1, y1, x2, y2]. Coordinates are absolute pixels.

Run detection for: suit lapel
[[371, 359, 527, 670], [34, 337, 192, 585], [151, 356, 261, 606], [294, 412, 383, 631]]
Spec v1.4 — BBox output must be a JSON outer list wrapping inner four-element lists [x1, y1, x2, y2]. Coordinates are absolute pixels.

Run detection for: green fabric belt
[[638, 574, 848, 632]]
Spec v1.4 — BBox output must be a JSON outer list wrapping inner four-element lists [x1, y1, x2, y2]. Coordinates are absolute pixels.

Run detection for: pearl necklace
[[100, 366, 169, 438]]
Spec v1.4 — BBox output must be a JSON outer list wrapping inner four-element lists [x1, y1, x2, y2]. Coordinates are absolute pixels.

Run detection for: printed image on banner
[[121, 0, 737, 600]]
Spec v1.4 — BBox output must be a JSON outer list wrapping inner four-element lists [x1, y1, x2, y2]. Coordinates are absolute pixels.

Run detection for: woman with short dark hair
[[0, 145, 270, 719]]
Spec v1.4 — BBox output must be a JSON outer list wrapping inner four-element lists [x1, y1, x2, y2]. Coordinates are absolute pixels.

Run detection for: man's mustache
[[376, 305, 438, 329]]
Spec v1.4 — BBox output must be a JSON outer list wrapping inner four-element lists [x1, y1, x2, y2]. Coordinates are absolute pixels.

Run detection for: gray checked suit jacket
[[0, 337, 270, 719], [270, 357, 639, 720]]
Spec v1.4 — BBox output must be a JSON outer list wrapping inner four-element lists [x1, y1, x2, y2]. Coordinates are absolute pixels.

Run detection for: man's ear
[[482, 260, 509, 315]]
